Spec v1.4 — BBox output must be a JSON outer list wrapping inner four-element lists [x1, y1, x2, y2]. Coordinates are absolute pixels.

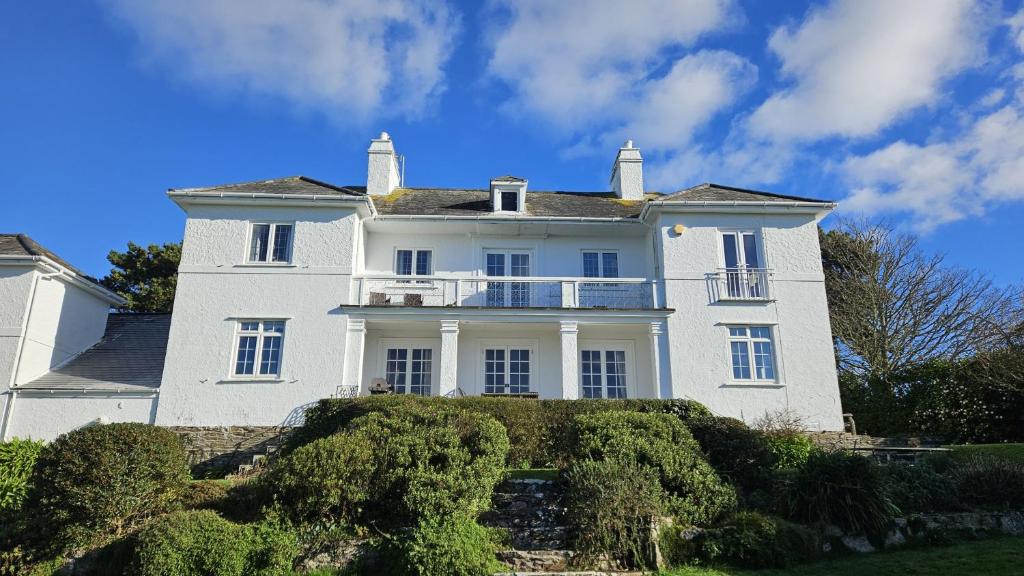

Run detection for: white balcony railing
[[353, 276, 657, 310], [709, 268, 772, 301]]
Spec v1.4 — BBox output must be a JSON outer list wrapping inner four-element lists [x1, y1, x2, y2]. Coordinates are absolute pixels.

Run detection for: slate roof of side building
[[19, 314, 171, 392], [169, 177, 833, 219], [0, 233, 102, 283]]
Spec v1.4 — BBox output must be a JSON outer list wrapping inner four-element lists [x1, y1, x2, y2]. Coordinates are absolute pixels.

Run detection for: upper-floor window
[[582, 251, 619, 278], [721, 231, 761, 270], [249, 223, 293, 264], [727, 326, 776, 382], [395, 249, 432, 276], [234, 320, 285, 378], [500, 191, 520, 212]]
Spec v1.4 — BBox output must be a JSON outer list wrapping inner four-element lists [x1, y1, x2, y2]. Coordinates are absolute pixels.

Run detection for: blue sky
[[2, 0, 1023, 286]]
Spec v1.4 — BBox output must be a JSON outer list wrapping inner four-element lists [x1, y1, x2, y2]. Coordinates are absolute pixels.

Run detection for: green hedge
[[0, 438, 44, 514], [292, 396, 711, 467]]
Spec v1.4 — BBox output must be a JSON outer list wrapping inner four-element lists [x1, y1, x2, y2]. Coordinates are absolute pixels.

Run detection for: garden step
[[484, 477, 569, 550], [496, 549, 574, 572]]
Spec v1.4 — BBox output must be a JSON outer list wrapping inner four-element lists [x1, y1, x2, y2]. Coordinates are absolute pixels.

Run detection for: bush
[[133, 510, 298, 576], [949, 454, 1024, 509], [671, 511, 820, 569], [564, 460, 664, 568], [25, 423, 189, 549], [687, 417, 776, 492], [570, 411, 736, 525], [180, 480, 230, 512], [776, 450, 895, 534], [879, 463, 961, 514], [291, 396, 711, 467], [765, 434, 815, 469], [393, 516, 503, 576], [266, 405, 509, 529], [0, 438, 44, 514]]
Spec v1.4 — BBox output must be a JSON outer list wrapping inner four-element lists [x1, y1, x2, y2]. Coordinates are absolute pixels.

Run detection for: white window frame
[[726, 325, 779, 384], [717, 229, 765, 269], [245, 222, 294, 265], [230, 319, 286, 380], [393, 247, 434, 281], [580, 249, 620, 278], [478, 340, 537, 395], [578, 340, 635, 399], [378, 338, 440, 396]]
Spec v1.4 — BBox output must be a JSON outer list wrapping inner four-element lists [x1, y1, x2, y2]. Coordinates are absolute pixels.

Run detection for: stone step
[[497, 550, 574, 573]]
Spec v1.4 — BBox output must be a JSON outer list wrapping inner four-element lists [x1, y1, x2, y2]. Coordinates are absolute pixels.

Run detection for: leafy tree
[[101, 242, 180, 313]]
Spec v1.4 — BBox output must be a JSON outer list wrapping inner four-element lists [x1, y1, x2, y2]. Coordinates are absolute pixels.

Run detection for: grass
[[945, 443, 1024, 463], [506, 468, 559, 481], [659, 537, 1024, 576]]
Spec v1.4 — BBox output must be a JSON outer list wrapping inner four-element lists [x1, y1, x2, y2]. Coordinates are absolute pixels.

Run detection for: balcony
[[708, 268, 773, 302], [353, 276, 657, 310]]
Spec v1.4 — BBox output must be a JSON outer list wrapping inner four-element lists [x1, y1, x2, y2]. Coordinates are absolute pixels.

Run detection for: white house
[[2, 134, 845, 440]]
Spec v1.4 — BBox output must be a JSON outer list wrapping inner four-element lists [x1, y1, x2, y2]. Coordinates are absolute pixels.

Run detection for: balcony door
[[721, 231, 763, 298], [485, 250, 531, 307]]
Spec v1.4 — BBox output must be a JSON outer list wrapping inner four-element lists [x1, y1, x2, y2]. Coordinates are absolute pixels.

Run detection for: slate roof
[[19, 314, 171, 392], [170, 175, 366, 197], [373, 188, 646, 219], [0, 233, 104, 286], [660, 183, 832, 204]]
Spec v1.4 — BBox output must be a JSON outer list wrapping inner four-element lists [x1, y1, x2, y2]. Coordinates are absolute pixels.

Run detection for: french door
[[580, 348, 628, 399], [485, 250, 531, 307], [721, 231, 763, 298]]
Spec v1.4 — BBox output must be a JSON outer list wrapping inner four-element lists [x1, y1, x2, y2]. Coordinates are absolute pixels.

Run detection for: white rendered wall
[[6, 394, 156, 441], [361, 321, 657, 399], [156, 204, 360, 426], [655, 211, 843, 431], [14, 273, 110, 385], [0, 267, 33, 390]]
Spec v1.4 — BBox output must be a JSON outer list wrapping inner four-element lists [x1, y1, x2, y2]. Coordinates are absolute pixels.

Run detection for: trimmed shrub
[[880, 463, 961, 514], [687, 417, 776, 492], [180, 480, 230, 512], [764, 434, 815, 470], [394, 516, 503, 576], [570, 411, 736, 525], [266, 405, 509, 528], [776, 450, 895, 534], [133, 510, 298, 576], [949, 454, 1024, 509], [25, 423, 189, 549], [291, 396, 711, 467], [0, 438, 44, 514], [673, 511, 820, 569], [565, 460, 664, 568]]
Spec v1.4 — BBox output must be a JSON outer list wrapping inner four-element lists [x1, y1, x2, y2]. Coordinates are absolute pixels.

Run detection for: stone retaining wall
[[167, 426, 292, 475], [807, 432, 945, 450]]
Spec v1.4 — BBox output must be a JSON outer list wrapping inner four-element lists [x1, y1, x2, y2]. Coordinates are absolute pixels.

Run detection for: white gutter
[[167, 191, 378, 217], [639, 199, 836, 221], [0, 255, 125, 305], [371, 214, 641, 225]]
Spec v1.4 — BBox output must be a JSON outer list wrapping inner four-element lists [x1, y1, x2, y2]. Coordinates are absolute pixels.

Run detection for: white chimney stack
[[367, 131, 401, 196], [610, 139, 644, 201]]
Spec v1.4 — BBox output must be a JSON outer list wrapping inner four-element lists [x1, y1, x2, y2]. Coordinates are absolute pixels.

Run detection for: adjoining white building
[[2, 134, 845, 440]]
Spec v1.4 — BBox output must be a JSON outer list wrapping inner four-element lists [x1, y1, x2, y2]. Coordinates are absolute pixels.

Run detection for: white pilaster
[[560, 321, 579, 400], [342, 318, 366, 391], [650, 321, 664, 399], [439, 320, 460, 398]]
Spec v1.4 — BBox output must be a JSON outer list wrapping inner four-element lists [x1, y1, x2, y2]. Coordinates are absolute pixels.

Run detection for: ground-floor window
[[233, 320, 285, 378], [581, 348, 628, 398], [484, 346, 532, 394], [727, 326, 776, 382], [385, 347, 433, 395]]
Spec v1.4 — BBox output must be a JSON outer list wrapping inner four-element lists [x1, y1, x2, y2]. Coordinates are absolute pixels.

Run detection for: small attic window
[[500, 190, 519, 212]]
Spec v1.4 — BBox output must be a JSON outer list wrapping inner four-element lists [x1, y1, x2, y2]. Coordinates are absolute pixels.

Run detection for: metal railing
[[353, 275, 657, 310], [709, 268, 772, 301]]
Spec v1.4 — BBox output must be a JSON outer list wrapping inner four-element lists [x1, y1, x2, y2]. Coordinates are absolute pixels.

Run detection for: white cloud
[[840, 104, 1024, 231], [748, 0, 984, 141], [103, 0, 460, 120], [1010, 8, 1024, 52], [485, 0, 739, 130]]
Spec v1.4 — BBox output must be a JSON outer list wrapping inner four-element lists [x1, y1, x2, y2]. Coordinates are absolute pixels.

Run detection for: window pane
[[386, 348, 408, 393], [582, 252, 599, 278], [730, 341, 751, 380], [235, 336, 257, 375], [510, 253, 530, 276], [722, 233, 739, 269], [602, 253, 619, 278], [728, 327, 748, 337], [263, 321, 285, 333], [415, 250, 432, 276], [753, 341, 775, 380], [742, 233, 759, 268], [605, 350, 627, 398], [486, 253, 505, 276], [250, 224, 270, 262], [501, 191, 519, 211], [750, 326, 771, 339], [259, 335, 282, 375], [240, 321, 259, 332], [509, 349, 530, 394], [271, 225, 292, 262], [396, 250, 413, 275], [581, 350, 602, 399], [410, 349, 432, 395], [484, 349, 506, 394]]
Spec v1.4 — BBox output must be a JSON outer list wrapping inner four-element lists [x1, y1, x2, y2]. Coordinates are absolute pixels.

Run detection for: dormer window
[[490, 176, 527, 214]]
